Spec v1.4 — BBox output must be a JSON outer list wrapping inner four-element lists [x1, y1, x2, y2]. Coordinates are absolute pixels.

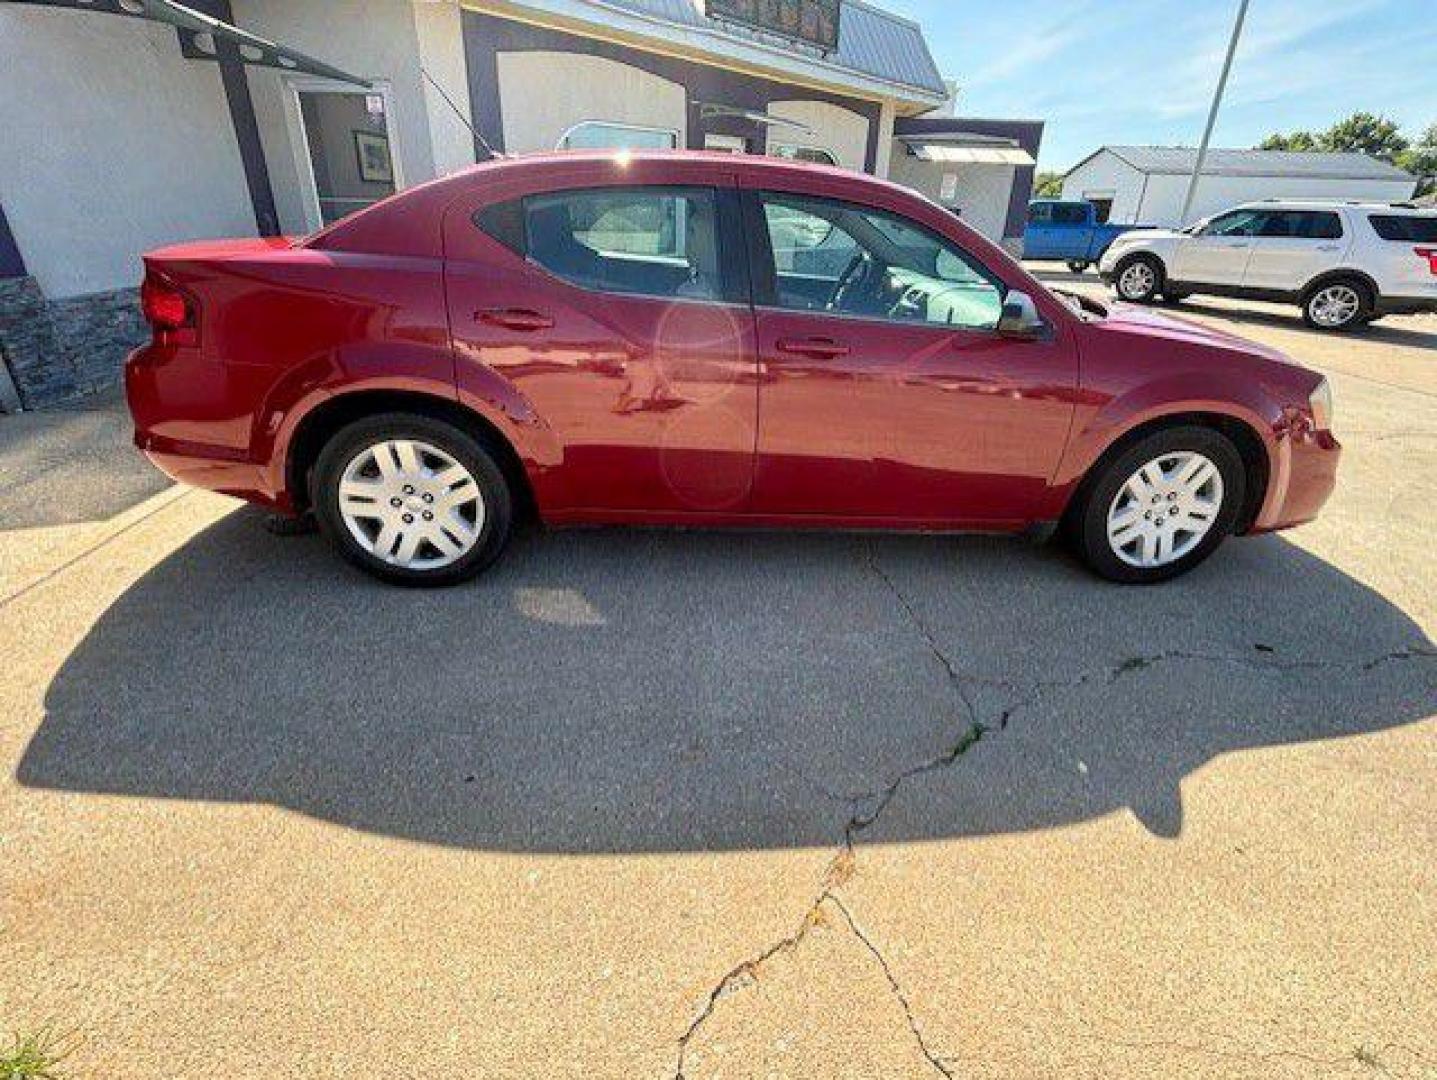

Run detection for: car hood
[[1111, 227, 1186, 245], [1098, 301, 1297, 365]]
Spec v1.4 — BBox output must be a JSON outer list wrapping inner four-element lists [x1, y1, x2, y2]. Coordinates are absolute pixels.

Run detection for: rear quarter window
[[1368, 214, 1437, 243]]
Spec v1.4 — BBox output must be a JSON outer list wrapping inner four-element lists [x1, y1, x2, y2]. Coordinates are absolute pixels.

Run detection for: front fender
[[1051, 371, 1285, 493]]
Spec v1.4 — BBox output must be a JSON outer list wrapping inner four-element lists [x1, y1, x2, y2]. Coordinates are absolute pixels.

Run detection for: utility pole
[[1180, 0, 1251, 225]]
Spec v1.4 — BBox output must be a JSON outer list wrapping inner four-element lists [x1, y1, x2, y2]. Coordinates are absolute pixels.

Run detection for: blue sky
[[880, 0, 1437, 171]]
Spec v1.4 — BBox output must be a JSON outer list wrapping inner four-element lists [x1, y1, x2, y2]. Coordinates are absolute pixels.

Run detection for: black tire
[[1300, 277, 1373, 332], [1112, 254, 1164, 303], [1066, 426, 1246, 585], [1160, 289, 1191, 305], [312, 412, 513, 586], [1066, 260, 1090, 274]]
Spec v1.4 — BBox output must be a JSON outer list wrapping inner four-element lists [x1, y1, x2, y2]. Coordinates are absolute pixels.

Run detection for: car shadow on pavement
[[19, 508, 1437, 851]]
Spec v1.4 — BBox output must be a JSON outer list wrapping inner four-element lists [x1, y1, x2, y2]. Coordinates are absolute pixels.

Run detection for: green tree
[[1259, 130, 1317, 151], [1316, 112, 1409, 162], [1396, 123, 1436, 196], [1033, 170, 1064, 197]]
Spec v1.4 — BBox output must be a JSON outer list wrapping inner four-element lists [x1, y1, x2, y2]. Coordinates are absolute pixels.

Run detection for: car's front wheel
[[312, 413, 513, 586], [1068, 426, 1245, 584], [1113, 255, 1164, 303]]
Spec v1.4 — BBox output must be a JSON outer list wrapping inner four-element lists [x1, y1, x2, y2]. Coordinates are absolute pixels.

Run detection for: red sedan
[[126, 151, 1338, 585]]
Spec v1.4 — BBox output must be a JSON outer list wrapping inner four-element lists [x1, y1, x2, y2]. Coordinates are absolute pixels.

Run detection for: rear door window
[[1368, 214, 1437, 243], [476, 186, 738, 303]]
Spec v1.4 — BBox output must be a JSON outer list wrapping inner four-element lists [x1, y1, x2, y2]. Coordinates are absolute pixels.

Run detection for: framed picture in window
[[353, 130, 393, 184]]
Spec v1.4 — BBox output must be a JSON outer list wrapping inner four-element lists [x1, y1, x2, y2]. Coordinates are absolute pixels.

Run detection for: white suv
[[1098, 201, 1437, 331]]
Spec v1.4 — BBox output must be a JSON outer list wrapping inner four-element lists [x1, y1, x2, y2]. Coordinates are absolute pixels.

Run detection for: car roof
[[458, 148, 933, 200], [306, 148, 947, 256], [1231, 199, 1436, 215]]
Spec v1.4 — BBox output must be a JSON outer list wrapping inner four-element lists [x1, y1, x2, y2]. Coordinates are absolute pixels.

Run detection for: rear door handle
[[476, 307, 553, 331], [776, 337, 849, 360]]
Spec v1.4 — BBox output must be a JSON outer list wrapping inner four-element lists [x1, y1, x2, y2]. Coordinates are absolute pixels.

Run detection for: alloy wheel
[[1105, 451, 1224, 568], [1308, 285, 1361, 328], [336, 439, 484, 569], [1118, 261, 1156, 300]]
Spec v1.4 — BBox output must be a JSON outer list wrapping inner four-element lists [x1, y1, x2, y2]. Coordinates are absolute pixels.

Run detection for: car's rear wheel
[[1068, 426, 1245, 584], [1113, 255, 1163, 303], [313, 413, 513, 586], [1301, 278, 1371, 332]]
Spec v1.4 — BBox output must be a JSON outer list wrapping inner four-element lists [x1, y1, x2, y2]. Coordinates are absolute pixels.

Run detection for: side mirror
[[997, 290, 1047, 340]]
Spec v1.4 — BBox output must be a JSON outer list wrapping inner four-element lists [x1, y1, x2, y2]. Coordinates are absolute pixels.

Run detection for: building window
[[772, 145, 839, 166], [557, 122, 678, 152]]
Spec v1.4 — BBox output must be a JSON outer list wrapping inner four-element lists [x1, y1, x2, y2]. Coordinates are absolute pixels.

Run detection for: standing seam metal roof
[[584, 0, 947, 97], [1095, 146, 1414, 182]]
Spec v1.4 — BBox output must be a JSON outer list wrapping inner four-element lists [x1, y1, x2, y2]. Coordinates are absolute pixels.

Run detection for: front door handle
[[776, 337, 849, 360], [476, 307, 554, 332]]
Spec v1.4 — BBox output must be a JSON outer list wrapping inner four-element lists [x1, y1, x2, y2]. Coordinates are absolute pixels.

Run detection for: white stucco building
[[1062, 146, 1419, 228], [0, 0, 1042, 408]]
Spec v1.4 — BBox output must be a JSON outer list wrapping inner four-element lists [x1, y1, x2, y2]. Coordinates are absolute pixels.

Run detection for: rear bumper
[[1250, 428, 1341, 533], [125, 344, 288, 510], [133, 437, 283, 509]]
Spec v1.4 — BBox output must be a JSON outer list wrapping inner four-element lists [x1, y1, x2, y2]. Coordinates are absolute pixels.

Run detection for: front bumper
[[1250, 427, 1341, 533]]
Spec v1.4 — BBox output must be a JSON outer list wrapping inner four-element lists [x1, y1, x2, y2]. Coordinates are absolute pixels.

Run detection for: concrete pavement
[[1, 289, 1434, 1078]]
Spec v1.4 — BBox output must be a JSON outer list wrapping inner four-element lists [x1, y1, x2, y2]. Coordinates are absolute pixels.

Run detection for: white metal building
[[1063, 146, 1419, 228]]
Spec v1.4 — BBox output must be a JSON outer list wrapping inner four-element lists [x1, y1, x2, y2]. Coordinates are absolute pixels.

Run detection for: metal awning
[[695, 103, 814, 136], [907, 145, 1036, 166], [4, 0, 371, 86], [897, 132, 1035, 167]]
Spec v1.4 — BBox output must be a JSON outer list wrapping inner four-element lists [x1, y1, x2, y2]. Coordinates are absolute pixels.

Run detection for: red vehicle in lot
[[126, 151, 1339, 586]]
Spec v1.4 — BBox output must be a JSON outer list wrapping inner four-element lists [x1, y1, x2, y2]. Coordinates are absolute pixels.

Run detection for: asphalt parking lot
[[2, 282, 1434, 1078]]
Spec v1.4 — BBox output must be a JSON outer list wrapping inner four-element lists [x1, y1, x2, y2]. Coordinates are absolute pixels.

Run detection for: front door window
[[759, 192, 1005, 330]]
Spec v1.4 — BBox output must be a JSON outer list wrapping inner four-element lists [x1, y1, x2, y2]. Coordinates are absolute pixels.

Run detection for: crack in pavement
[[672, 889, 958, 1080], [672, 554, 998, 1078], [672, 550, 1435, 1078]]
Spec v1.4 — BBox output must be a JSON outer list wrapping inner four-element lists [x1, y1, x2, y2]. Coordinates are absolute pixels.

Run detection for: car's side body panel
[[738, 175, 1082, 524], [127, 243, 455, 510], [441, 159, 759, 517], [125, 151, 1339, 542]]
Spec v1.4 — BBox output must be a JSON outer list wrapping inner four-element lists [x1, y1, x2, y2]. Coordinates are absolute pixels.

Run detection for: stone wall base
[[0, 277, 146, 410]]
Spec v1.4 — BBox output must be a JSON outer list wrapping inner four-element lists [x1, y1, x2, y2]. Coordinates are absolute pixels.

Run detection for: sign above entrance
[[706, 0, 841, 53]]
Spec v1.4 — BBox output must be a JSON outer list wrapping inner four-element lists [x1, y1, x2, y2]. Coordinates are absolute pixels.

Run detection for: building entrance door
[[292, 83, 400, 228]]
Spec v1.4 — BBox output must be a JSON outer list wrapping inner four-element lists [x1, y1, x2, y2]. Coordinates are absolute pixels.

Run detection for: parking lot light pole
[[1181, 0, 1251, 226]]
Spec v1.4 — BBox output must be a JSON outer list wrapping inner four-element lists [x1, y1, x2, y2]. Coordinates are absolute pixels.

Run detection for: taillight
[[1416, 247, 1437, 276], [140, 273, 198, 344]]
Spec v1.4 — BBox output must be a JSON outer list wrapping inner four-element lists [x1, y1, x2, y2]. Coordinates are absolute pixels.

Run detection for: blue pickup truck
[[1023, 199, 1149, 272]]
